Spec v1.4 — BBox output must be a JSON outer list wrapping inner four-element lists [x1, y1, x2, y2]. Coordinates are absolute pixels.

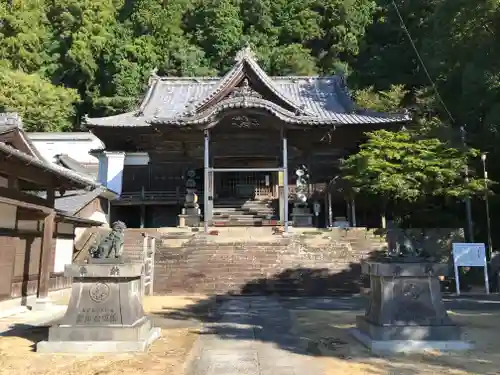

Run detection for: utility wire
[[391, 0, 455, 124]]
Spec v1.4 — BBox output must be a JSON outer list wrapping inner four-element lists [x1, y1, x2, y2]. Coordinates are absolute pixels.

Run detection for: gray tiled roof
[[37, 188, 105, 215], [86, 48, 410, 128], [0, 141, 102, 189], [0, 112, 23, 130], [0, 112, 45, 160], [49, 155, 108, 214], [55, 154, 97, 179], [54, 188, 104, 215]]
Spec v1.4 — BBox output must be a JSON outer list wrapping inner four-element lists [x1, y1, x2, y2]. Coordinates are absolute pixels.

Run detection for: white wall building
[[28, 132, 103, 165]]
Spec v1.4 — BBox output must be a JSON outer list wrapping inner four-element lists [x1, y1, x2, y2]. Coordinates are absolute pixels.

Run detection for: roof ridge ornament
[[235, 44, 257, 63], [228, 78, 262, 100]]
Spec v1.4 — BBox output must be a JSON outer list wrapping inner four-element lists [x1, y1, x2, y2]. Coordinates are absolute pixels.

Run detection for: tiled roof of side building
[[0, 141, 104, 190], [54, 188, 106, 215], [54, 154, 98, 179], [0, 112, 46, 160]]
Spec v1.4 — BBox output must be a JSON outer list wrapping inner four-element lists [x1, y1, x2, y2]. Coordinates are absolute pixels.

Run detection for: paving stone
[[186, 296, 324, 375]]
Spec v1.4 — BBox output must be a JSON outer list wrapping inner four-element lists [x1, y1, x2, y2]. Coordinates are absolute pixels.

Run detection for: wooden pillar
[[203, 130, 210, 233], [324, 193, 329, 228], [282, 129, 289, 232], [328, 192, 333, 227], [140, 204, 146, 228], [346, 198, 351, 225], [37, 197, 56, 307], [351, 196, 357, 227], [149, 237, 155, 296], [36, 188, 55, 305]]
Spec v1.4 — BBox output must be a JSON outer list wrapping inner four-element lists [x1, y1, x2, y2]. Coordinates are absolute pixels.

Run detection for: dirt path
[[0, 296, 208, 375], [290, 308, 500, 375], [2, 295, 500, 375]]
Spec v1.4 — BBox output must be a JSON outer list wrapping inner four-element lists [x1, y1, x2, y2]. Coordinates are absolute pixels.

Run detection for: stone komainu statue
[[88, 221, 127, 259]]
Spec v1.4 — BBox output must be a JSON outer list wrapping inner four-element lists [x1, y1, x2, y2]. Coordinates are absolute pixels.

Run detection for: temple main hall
[[85, 47, 409, 230]]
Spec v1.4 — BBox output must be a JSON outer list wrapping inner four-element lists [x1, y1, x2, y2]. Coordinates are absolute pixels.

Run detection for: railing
[[255, 186, 273, 198], [119, 187, 208, 204], [120, 188, 182, 203], [140, 232, 157, 297]]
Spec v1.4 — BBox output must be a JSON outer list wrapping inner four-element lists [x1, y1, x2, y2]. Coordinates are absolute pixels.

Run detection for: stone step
[[213, 206, 274, 211], [213, 214, 275, 221], [213, 210, 275, 216], [210, 220, 279, 227]]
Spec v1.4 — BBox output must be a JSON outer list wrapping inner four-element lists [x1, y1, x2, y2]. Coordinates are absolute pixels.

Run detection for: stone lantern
[[178, 169, 201, 227], [290, 166, 313, 227]]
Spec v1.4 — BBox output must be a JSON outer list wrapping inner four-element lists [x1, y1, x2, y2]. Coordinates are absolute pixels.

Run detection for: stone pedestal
[[179, 207, 201, 227], [179, 190, 201, 227], [37, 263, 160, 353], [350, 260, 472, 353], [291, 204, 313, 227]]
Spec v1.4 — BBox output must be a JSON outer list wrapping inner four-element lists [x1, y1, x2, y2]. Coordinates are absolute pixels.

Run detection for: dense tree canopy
[[1, 0, 500, 236]]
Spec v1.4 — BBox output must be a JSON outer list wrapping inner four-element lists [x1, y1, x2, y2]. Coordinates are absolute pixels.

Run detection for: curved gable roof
[[85, 47, 410, 128]]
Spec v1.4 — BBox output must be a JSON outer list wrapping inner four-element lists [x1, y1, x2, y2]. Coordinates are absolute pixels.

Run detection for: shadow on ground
[[152, 260, 500, 375], [0, 324, 49, 351]]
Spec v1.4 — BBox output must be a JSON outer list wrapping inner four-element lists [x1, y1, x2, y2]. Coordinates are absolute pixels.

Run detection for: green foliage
[[0, 0, 379, 129], [340, 130, 487, 203], [2, 0, 500, 235], [0, 0, 52, 73], [0, 67, 79, 132], [354, 84, 407, 112]]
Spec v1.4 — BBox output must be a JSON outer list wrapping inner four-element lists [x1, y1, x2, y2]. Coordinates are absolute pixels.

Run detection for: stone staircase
[[122, 228, 159, 263], [151, 228, 388, 296], [211, 198, 278, 226]]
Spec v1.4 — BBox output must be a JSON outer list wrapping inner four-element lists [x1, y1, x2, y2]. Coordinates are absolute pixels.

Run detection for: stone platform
[[37, 263, 160, 353], [350, 260, 472, 353]]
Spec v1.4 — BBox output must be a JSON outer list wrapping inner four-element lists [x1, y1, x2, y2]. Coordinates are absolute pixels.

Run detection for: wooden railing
[[140, 232, 157, 297], [120, 187, 182, 203], [119, 187, 207, 204], [119, 186, 304, 202]]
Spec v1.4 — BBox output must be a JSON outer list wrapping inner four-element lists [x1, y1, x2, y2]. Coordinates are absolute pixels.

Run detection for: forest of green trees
[[1, 0, 500, 240]]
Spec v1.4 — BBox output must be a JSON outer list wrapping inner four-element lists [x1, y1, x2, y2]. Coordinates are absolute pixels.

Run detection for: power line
[[391, 0, 455, 124]]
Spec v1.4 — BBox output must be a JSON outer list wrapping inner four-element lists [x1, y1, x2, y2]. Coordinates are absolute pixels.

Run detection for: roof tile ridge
[[270, 75, 339, 81], [181, 61, 244, 116], [157, 76, 220, 81], [245, 58, 316, 116], [137, 75, 162, 116]]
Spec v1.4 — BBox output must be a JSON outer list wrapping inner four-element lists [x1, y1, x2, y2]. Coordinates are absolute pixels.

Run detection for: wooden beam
[[0, 155, 54, 186], [17, 208, 46, 221], [37, 210, 56, 299], [0, 186, 53, 213]]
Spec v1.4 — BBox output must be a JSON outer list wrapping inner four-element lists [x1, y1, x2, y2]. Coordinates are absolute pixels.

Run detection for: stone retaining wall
[[123, 227, 463, 296]]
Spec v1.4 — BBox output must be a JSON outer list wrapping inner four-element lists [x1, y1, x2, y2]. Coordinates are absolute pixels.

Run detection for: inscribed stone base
[[30, 297, 53, 311], [36, 263, 160, 353], [355, 315, 463, 341], [37, 327, 160, 353], [350, 326, 472, 354]]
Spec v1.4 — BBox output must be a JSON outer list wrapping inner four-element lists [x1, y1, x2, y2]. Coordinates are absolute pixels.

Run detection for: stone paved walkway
[[0, 305, 66, 334], [186, 297, 325, 375]]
